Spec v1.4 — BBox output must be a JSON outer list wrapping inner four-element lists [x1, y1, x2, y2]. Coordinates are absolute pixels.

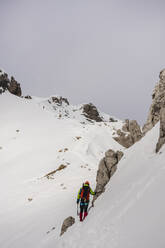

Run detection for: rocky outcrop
[[60, 216, 75, 236], [83, 103, 103, 122], [93, 149, 123, 202], [113, 119, 142, 148], [0, 71, 10, 94], [143, 69, 165, 134], [51, 96, 69, 106], [156, 99, 165, 152], [0, 70, 22, 96], [8, 76, 22, 96]]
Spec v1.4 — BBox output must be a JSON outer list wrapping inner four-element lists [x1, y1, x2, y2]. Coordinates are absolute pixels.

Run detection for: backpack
[[80, 184, 90, 202]]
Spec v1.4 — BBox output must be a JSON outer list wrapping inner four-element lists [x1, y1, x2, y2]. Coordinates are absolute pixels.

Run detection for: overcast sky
[[1, 0, 164, 124]]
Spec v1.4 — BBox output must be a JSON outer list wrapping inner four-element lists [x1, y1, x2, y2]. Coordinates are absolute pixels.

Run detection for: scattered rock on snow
[[24, 95, 32, 99], [109, 117, 118, 122], [45, 164, 67, 179], [60, 216, 75, 236], [46, 226, 56, 234]]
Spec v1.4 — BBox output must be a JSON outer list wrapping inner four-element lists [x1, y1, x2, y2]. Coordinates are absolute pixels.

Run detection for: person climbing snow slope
[[77, 181, 95, 221]]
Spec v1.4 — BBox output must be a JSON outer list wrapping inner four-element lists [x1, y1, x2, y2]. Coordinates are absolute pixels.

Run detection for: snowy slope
[[0, 92, 123, 248], [57, 123, 165, 248]]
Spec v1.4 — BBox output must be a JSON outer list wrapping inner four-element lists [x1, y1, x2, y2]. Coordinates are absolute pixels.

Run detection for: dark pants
[[80, 203, 89, 221], [80, 204, 88, 213]]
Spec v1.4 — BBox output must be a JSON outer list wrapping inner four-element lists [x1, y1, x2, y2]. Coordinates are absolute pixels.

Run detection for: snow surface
[[0, 92, 123, 248], [57, 123, 165, 248], [1, 92, 164, 248]]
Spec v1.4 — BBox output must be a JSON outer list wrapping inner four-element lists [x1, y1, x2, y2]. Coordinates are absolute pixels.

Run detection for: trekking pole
[[77, 203, 79, 216], [88, 200, 94, 213]]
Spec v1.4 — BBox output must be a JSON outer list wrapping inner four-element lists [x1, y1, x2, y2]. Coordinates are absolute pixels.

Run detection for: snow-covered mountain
[[0, 91, 123, 248], [1, 68, 165, 248]]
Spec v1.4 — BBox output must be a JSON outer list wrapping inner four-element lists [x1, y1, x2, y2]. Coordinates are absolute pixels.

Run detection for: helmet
[[85, 181, 90, 185]]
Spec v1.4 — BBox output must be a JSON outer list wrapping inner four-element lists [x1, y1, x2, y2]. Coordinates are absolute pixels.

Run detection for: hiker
[[77, 181, 95, 221]]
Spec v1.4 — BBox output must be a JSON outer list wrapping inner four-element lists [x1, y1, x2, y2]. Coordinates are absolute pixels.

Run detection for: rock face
[[113, 119, 142, 148], [156, 99, 165, 152], [8, 76, 22, 96], [93, 149, 123, 202], [143, 69, 165, 134], [60, 216, 75, 236], [0, 71, 10, 94], [83, 103, 103, 122], [0, 70, 22, 96]]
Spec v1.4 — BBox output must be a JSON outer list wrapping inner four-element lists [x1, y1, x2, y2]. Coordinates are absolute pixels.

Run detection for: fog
[[1, 0, 164, 124]]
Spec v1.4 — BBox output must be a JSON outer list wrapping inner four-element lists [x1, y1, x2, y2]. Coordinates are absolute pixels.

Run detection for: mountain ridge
[[1, 68, 165, 248]]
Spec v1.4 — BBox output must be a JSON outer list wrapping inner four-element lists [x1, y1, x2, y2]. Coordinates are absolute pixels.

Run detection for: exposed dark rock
[[109, 117, 118, 122], [60, 216, 75, 236], [8, 76, 22, 96], [0, 70, 22, 97], [51, 96, 69, 106], [113, 119, 142, 148], [83, 103, 103, 122], [0, 72, 10, 94], [24, 95, 32, 99], [93, 149, 123, 202]]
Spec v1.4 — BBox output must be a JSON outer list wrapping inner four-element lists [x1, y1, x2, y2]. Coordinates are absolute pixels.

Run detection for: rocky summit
[[1, 68, 165, 248], [0, 69, 22, 96]]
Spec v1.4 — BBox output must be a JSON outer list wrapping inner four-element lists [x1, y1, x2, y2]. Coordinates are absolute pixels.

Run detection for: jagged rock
[[83, 103, 103, 122], [51, 96, 69, 106], [8, 76, 22, 96], [0, 72, 10, 94], [156, 99, 165, 152], [143, 69, 165, 134], [0, 70, 22, 97], [113, 119, 142, 148], [93, 149, 123, 202], [60, 216, 75, 236], [116, 150, 124, 161]]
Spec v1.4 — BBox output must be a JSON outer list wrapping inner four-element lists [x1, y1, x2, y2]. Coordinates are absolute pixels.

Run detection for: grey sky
[[1, 0, 164, 124]]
